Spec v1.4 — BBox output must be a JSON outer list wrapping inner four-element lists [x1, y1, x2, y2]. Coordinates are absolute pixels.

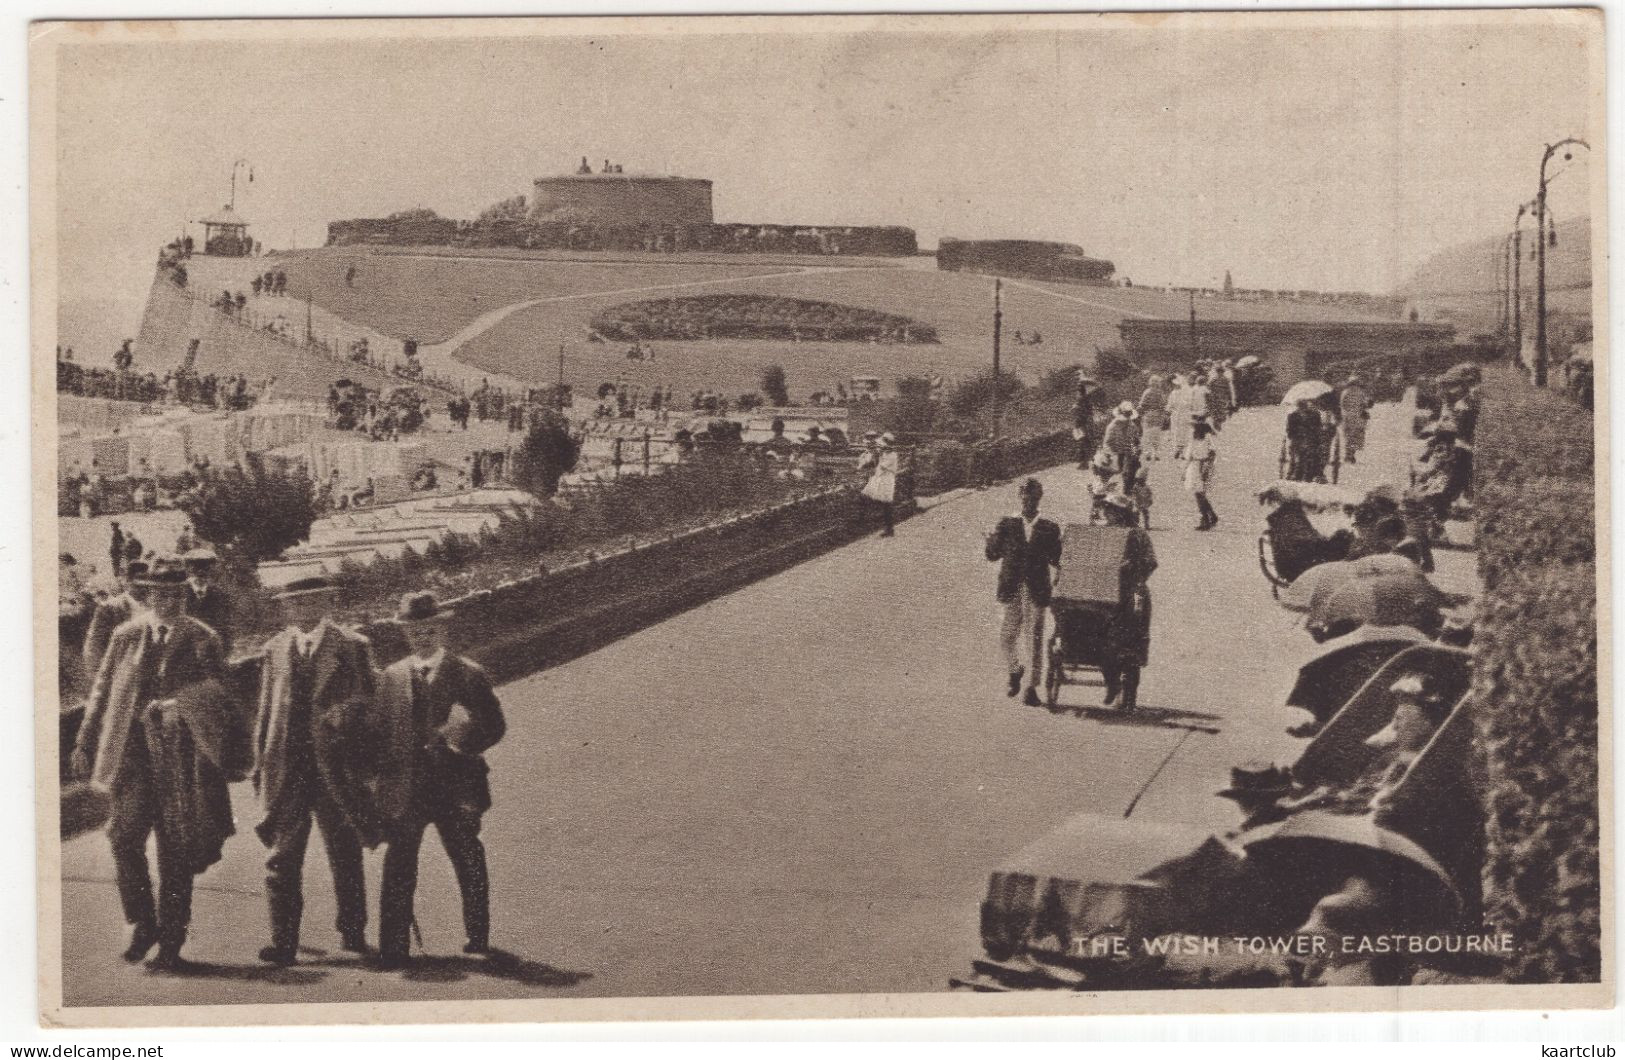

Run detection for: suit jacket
[[82, 593, 140, 680], [253, 621, 378, 841], [986, 516, 1063, 606], [77, 616, 227, 793], [370, 653, 506, 829], [186, 582, 234, 652]]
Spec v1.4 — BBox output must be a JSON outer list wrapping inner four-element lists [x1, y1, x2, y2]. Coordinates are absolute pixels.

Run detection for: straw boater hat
[[879, 432, 896, 447], [274, 575, 340, 601], [1217, 761, 1293, 801], [1100, 491, 1136, 513], [1115, 401, 1134, 418], [394, 590, 451, 624]]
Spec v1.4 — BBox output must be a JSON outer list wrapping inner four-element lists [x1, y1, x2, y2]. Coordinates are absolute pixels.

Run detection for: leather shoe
[[258, 944, 298, 966], [1022, 688, 1041, 708], [340, 931, 369, 955], [122, 922, 160, 963], [373, 950, 411, 971], [463, 940, 490, 957], [1006, 669, 1024, 697]]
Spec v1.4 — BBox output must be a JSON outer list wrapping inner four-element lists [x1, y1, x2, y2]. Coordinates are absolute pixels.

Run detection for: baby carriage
[[1044, 524, 1153, 711]]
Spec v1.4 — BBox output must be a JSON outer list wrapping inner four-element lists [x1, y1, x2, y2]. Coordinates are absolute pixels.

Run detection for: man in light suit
[[82, 560, 148, 679], [985, 478, 1063, 707], [252, 576, 377, 966], [71, 559, 230, 969], [372, 593, 507, 968]]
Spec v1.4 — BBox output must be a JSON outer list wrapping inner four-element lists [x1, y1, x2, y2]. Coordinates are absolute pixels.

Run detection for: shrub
[[760, 365, 790, 407], [510, 412, 581, 498], [1469, 367, 1601, 984], [179, 456, 318, 564]]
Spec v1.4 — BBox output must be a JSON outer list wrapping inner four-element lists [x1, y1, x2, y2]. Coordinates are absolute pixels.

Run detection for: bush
[[179, 457, 318, 564], [760, 365, 790, 407], [510, 412, 581, 498], [1469, 367, 1601, 984]]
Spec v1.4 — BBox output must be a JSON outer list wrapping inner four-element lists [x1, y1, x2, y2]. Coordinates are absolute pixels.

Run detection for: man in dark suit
[[71, 558, 233, 969], [372, 593, 507, 968], [252, 576, 378, 966], [985, 478, 1063, 706], [183, 548, 233, 653]]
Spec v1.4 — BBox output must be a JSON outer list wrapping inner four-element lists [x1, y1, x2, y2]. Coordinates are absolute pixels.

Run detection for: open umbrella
[[1241, 810, 1461, 929], [1309, 569, 1449, 637], [1280, 554, 1423, 614], [1282, 380, 1333, 405]]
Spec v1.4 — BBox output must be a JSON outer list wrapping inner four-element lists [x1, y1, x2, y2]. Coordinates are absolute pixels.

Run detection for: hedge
[[1470, 367, 1601, 983]]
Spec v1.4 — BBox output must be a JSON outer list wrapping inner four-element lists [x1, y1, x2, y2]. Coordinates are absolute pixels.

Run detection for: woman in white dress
[[1166, 374, 1193, 458], [861, 432, 900, 537], [1184, 416, 1219, 531]]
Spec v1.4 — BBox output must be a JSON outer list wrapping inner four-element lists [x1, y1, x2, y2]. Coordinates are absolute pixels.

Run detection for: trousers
[[261, 751, 368, 952], [379, 806, 489, 959], [999, 585, 1047, 687], [108, 723, 193, 947]]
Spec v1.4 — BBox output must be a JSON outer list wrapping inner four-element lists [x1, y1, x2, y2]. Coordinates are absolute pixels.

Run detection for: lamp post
[[228, 158, 253, 210], [1510, 203, 1528, 361], [990, 278, 1003, 444], [1535, 138, 1590, 387]]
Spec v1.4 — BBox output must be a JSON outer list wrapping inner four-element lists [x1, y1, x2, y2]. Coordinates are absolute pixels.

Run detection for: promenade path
[[57, 396, 1473, 1009]]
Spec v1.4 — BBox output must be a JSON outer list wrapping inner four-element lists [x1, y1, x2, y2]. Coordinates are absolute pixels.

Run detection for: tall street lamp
[[1510, 203, 1528, 360], [1536, 138, 1590, 387]]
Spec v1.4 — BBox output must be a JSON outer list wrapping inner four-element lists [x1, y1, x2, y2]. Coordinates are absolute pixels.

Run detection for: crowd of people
[[65, 557, 507, 973], [58, 342, 263, 413]]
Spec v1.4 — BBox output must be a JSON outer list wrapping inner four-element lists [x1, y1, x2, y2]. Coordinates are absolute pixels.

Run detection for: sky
[[48, 13, 1598, 353]]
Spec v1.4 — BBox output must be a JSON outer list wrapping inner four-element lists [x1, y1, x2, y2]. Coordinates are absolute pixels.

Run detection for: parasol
[[1282, 380, 1333, 405], [1280, 554, 1424, 614], [1240, 810, 1461, 928], [1309, 569, 1449, 637]]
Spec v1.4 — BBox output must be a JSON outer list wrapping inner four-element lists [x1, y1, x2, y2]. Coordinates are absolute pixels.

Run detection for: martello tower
[[530, 157, 714, 227]]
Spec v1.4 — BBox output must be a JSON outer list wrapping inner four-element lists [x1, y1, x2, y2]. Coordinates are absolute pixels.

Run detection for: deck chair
[[1291, 643, 1472, 787]]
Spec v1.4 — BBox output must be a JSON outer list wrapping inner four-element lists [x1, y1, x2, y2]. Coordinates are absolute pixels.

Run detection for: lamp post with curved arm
[[1536, 138, 1589, 387]]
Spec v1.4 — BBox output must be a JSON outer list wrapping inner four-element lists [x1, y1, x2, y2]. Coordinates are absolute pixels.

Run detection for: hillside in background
[[1402, 215, 1592, 298]]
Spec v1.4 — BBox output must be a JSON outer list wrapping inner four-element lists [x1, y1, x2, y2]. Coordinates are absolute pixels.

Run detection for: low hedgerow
[[1471, 559, 1600, 983], [1470, 367, 1601, 984]]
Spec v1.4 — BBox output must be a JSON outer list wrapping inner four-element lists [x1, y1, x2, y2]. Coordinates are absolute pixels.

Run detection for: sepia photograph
[[29, 10, 1610, 1027]]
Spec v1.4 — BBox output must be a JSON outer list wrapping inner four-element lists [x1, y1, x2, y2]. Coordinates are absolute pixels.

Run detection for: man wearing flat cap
[[253, 575, 378, 966], [372, 592, 507, 968], [71, 557, 236, 969]]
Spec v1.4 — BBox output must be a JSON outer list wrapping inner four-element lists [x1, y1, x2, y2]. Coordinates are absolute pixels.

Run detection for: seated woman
[[1280, 672, 1452, 816]]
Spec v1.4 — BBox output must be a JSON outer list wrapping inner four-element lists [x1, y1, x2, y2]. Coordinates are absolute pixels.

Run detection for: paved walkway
[[57, 396, 1473, 1007]]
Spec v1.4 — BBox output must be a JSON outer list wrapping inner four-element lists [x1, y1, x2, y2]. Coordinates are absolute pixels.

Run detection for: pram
[[1044, 524, 1152, 710]]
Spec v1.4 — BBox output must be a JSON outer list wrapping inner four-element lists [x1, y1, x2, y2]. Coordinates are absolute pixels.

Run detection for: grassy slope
[[274, 246, 1405, 399]]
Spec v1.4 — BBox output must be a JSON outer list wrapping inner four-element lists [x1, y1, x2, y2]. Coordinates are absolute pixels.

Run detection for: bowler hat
[[182, 547, 219, 569], [395, 590, 450, 624], [1217, 761, 1292, 800]]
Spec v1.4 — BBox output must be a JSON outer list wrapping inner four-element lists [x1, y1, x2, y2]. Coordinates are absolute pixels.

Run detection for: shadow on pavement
[[399, 948, 593, 989], [147, 959, 329, 987], [1050, 702, 1223, 734]]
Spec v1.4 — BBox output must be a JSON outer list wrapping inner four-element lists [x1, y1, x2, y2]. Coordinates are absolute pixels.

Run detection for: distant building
[[1118, 318, 1456, 383], [531, 159, 714, 227], [197, 205, 252, 257]]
